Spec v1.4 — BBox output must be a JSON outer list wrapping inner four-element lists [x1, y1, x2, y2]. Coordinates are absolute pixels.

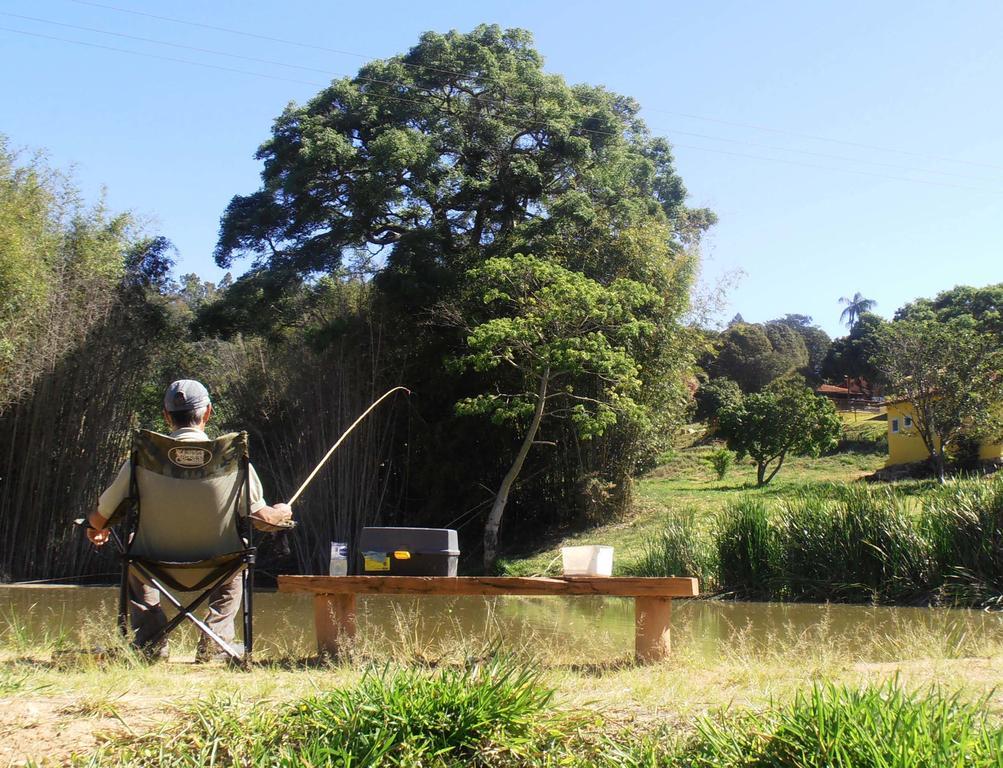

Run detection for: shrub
[[707, 448, 734, 480]]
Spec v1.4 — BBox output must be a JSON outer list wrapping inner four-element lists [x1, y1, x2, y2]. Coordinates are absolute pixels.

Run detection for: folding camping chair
[[116, 429, 256, 666]]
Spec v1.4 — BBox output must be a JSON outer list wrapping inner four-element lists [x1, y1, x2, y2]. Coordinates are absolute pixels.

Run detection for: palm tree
[[839, 292, 877, 328]]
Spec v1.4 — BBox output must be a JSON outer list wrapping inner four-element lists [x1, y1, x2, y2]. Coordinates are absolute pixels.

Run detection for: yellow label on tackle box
[[363, 551, 391, 572]]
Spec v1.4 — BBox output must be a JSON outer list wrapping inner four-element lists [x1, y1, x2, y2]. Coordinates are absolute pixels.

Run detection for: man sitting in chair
[[87, 379, 292, 661]]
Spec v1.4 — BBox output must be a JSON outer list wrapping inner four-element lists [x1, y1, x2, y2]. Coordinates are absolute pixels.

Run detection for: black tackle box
[[359, 527, 459, 576]]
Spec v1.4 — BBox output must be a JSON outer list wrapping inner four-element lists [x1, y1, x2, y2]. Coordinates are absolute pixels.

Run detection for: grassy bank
[[502, 428, 1003, 607], [59, 662, 1003, 767], [6, 596, 1003, 764]]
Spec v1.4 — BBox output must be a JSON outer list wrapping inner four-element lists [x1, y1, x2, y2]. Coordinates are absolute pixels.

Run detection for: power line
[[64, 0, 1003, 174], [3, 24, 1002, 196], [64, 0, 496, 85], [0, 25, 321, 88], [646, 108, 1003, 173], [14, 8, 1001, 185]]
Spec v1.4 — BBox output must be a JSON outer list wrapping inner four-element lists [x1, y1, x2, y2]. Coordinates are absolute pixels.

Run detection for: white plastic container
[[329, 542, 349, 576], [561, 545, 613, 576]]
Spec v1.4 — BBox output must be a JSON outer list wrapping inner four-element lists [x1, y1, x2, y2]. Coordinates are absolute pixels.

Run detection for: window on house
[[904, 416, 913, 429], [891, 419, 900, 433]]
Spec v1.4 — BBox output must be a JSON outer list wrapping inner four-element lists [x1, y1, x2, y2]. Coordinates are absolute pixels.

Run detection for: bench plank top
[[278, 575, 698, 598]]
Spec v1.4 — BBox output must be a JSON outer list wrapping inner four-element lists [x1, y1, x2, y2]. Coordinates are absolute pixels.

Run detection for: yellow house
[[886, 399, 1003, 467]]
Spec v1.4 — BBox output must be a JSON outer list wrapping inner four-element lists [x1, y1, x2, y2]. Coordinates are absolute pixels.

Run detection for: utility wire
[[64, 0, 497, 85], [0, 25, 321, 88], [12, 8, 1000, 185], [63, 0, 1003, 173], [3, 24, 1002, 195]]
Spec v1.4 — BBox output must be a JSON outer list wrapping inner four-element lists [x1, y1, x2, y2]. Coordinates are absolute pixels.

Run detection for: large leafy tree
[[895, 283, 1003, 341], [717, 379, 841, 486], [820, 311, 885, 384], [770, 314, 831, 380], [710, 323, 808, 392], [215, 25, 713, 301], [876, 318, 1003, 482], [452, 255, 658, 570], [209, 25, 714, 543]]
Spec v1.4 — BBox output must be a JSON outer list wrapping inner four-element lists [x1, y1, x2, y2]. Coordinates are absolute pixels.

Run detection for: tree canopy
[[717, 379, 841, 486], [838, 292, 877, 328], [710, 323, 808, 392], [452, 254, 658, 569], [876, 318, 1003, 482], [215, 24, 714, 309]]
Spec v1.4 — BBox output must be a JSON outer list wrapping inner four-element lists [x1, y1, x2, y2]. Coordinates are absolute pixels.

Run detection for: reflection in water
[[2, 585, 1002, 663]]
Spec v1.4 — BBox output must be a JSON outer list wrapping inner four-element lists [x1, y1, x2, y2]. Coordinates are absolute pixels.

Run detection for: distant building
[[885, 399, 1003, 467], [816, 377, 879, 410]]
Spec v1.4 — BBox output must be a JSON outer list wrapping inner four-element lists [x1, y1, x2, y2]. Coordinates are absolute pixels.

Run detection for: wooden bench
[[277, 575, 699, 663]]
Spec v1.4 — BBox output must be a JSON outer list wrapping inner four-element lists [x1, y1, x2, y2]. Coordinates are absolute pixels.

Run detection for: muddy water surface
[[3, 585, 1003, 663]]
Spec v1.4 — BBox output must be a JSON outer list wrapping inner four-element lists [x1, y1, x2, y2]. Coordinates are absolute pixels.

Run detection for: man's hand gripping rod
[[288, 386, 411, 507]]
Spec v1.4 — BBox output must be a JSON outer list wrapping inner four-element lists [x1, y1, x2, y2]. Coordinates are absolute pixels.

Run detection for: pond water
[[3, 585, 1003, 664]]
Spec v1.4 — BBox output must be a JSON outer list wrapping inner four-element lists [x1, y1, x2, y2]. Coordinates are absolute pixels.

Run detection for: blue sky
[[2, 0, 1001, 337]]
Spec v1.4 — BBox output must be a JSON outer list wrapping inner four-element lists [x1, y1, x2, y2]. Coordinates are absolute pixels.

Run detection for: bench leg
[[634, 597, 671, 663], [314, 594, 356, 658]]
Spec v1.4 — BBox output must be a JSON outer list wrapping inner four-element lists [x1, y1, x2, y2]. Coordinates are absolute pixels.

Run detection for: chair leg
[[118, 564, 130, 640], [242, 565, 253, 665], [132, 562, 245, 661]]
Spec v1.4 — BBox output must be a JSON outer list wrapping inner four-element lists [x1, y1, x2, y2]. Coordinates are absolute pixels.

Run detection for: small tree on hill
[[876, 318, 1003, 482], [451, 254, 659, 571], [717, 379, 841, 486]]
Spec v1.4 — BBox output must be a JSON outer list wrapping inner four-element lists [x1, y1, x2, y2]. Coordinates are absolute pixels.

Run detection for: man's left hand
[[87, 527, 111, 546]]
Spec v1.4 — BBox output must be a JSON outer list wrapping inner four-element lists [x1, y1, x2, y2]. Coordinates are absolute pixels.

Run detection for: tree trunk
[[756, 462, 767, 487], [483, 367, 550, 573], [934, 450, 946, 484]]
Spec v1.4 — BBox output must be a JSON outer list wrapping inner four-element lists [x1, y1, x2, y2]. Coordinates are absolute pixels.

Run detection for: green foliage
[[923, 479, 1003, 606], [693, 377, 742, 422], [707, 448, 734, 480], [876, 317, 1003, 480], [623, 511, 716, 581], [821, 311, 886, 384], [775, 485, 933, 603], [717, 379, 842, 486], [215, 24, 712, 299], [686, 681, 1003, 768], [770, 313, 831, 379], [709, 322, 807, 392], [895, 282, 1003, 341], [454, 254, 658, 439], [206, 24, 712, 545], [80, 659, 665, 767], [838, 291, 877, 328], [717, 498, 777, 598]]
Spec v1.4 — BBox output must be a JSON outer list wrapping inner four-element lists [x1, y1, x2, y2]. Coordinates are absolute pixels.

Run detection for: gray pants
[[128, 568, 243, 653]]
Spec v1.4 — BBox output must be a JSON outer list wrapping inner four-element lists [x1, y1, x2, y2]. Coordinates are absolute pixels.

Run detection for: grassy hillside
[[501, 418, 921, 578]]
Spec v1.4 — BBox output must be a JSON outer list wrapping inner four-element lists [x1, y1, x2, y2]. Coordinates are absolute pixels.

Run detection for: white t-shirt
[[97, 427, 267, 522]]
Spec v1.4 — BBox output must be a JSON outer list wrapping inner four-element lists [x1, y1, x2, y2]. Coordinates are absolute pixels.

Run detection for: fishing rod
[[288, 386, 411, 506]]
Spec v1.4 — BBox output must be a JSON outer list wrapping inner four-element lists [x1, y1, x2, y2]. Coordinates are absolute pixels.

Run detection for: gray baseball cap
[[164, 379, 211, 413]]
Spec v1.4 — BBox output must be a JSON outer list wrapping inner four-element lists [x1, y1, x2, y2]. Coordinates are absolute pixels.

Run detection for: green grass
[[68, 663, 1003, 768], [502, 441, 890, 578], [684, 680, 1003, 768]]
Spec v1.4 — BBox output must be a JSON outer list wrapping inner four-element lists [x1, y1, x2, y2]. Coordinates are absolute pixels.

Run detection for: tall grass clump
[[923, 477, 1003, 606], [623, 512, 716, 587], [81, 659, 572, 767], [683, 681, 1003, 767], [776, 485, 933, 604], [717, 499, 777, 599]]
